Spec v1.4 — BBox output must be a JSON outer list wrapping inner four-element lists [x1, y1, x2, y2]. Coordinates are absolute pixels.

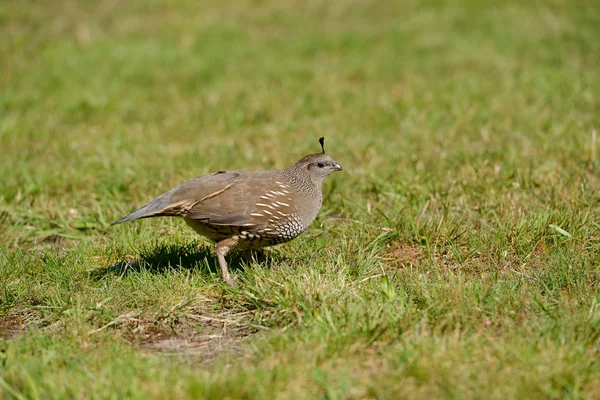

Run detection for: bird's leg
[[215, 237, 238, 286]]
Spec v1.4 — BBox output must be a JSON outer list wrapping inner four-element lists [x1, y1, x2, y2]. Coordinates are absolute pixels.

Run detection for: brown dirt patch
[[0, 310, 35, 340], [84, 304, 258, 363], [1, 307, 258, 363], [384, 241, 425, 268], [138, 313, 258, 363]]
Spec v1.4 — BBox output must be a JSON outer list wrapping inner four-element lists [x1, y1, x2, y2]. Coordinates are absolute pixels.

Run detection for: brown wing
[[185, 171, 285, 228], [113, 170, 245, 224], [113, 170, 289, 228]]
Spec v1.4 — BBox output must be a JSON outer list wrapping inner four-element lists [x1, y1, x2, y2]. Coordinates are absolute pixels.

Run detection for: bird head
[[292, 137, 342, 186]]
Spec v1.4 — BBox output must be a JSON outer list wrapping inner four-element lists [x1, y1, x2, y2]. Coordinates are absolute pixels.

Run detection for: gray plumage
[[113, 138, 342, 285]]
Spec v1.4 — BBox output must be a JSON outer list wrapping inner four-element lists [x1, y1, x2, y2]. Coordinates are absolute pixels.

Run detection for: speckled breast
[[184, 218, 307, 249]]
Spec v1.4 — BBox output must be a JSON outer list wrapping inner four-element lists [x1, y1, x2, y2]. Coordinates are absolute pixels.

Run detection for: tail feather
[[112, 207, 155, 225], [112, 195, 167, 225], [112, 192, 185, 225]]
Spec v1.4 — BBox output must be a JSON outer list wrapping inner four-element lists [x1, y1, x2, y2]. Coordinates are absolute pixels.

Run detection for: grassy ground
[[1, 0, 600, 398]]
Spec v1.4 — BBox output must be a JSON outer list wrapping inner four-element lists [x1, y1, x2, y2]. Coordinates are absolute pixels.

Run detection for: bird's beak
[[333, 163, 343, 171]]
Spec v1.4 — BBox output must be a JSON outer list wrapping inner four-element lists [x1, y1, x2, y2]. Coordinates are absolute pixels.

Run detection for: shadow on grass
[[91, 241, 274, 280]]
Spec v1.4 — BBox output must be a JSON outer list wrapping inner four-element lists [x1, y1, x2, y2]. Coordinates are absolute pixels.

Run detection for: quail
[[113, 137, 342, 285]]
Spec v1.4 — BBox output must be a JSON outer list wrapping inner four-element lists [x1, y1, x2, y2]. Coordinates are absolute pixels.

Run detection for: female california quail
[[113, 137, 342, 285]]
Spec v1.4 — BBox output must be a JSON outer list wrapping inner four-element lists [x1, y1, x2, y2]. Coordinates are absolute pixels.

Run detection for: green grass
[[1, 0, 600, 398]]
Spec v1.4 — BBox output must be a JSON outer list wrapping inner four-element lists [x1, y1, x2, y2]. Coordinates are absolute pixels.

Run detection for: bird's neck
[[282, 165, 322, 197]]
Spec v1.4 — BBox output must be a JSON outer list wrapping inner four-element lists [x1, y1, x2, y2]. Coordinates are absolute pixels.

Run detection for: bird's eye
[[317, 162, 325, 168]]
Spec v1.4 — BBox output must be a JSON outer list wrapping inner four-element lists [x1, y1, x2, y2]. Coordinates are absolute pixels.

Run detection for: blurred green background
[[1, 0, 599, 398]]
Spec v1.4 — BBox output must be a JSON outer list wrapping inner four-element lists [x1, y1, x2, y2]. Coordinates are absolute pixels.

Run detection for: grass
[[1, 0, 600, 398]]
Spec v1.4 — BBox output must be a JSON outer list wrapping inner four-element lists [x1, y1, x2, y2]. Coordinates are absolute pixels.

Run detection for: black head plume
[[319, 137, 325, 154]]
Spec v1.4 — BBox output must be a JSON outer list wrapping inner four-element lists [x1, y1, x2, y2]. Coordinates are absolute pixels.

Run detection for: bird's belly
[[185, 219, 233, 243], [184, 219, 302, 249]]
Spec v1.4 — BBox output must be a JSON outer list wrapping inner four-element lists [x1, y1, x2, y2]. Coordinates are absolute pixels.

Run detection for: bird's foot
[[224, 273, 239, 287]]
